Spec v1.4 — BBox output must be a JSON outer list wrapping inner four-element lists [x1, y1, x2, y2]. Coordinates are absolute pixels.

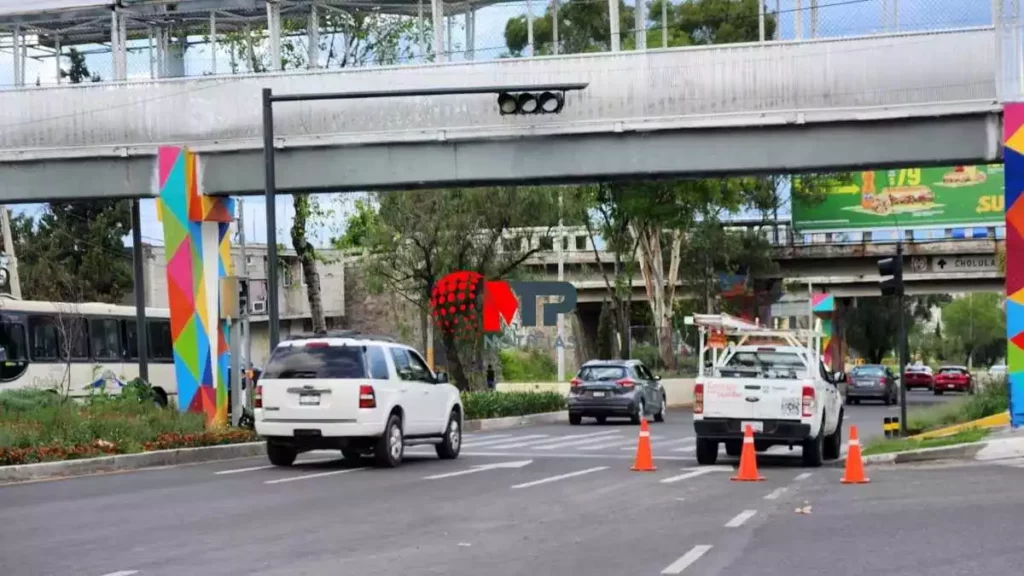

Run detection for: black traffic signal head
[[878, 256, 904, 297]]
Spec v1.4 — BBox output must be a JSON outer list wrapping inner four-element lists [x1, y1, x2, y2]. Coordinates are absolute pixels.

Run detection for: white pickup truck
[[687, 315, 845, 468]]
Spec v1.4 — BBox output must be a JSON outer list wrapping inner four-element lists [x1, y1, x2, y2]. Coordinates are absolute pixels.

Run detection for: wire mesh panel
[[627, 325, 697, 375]]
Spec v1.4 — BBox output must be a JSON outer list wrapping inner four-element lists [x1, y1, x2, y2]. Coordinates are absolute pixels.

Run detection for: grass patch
[[0, 385, 255, 466], [498, 349, 558, 382], [862, 427, 990, 456], [461, 390, 566, 420], [905, 378, 1008, 435]]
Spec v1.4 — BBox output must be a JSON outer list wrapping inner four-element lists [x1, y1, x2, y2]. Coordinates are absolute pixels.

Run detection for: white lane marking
[[422, 460, 532, 480], [794, 472, 813, 481], [216, 457, 336, 475], [460, 450, 698, 461], [660, 466, 729, 484], [510, 466, 609, 489], [658, 437, 697, 447], [461, 434, 549, 448], [581, 438, 636, 451], [660, 545, 713, 575], [670, 445, 696, 453], [100, 572, 139, 576], [497, 430, 619, 450], [764, 487, 787, 500], [724, 509, 758, 528], [535, 432, 625, 450], [264, 467, 368, 485]]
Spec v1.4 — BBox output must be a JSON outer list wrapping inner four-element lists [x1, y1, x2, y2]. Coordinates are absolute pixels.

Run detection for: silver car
[[567, 360, 667, 425], [845, 364, 898, 405]]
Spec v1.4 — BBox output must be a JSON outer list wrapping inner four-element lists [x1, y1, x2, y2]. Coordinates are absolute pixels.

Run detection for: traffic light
[[497, 91, 566, 115], [878, 256, 903, 296]]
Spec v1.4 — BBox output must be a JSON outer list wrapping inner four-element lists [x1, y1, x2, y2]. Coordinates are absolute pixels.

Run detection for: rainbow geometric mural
[[1004, 104, 1024, 428], [811, 293, 836, 368], [155, 146, 235, 427]]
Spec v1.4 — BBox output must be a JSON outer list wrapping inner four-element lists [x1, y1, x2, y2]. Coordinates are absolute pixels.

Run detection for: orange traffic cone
[[840, 425, 870, 484], [630, 418, 657, 471], [731, 424, 765, 482]]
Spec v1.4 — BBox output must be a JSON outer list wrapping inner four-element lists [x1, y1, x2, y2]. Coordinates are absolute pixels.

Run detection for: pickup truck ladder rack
[[684, 314, 824, 378]]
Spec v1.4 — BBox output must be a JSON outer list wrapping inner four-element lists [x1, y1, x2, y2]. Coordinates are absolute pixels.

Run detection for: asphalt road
[[0, 391, 979, 576]]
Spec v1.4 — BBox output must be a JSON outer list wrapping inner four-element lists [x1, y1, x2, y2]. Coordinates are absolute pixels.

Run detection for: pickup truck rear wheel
[[696, 437, 718, 465], [724, 440, 742, 457], [823, 413, 843, 461], [802, 424, 825, 467], [267, 442, 297, 467]]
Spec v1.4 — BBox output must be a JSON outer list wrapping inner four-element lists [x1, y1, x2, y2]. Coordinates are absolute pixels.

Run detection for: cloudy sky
[[0, 0, 993, 247]]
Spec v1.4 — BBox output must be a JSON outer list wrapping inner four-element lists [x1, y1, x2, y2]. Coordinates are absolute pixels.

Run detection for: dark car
[[567, 360, 667, 425], [845, 364, 898, 405], [934, 366, 973, 395]]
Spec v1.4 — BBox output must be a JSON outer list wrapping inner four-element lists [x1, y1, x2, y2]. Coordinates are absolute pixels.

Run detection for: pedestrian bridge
[[0, 26, 1002, 203]]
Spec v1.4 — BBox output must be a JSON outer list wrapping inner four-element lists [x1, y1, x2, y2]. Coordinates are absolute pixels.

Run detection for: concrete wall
[[497, 378, 696, 408]]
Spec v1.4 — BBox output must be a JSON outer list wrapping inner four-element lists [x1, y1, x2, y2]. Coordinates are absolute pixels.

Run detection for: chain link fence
[[0, 0, 995, 89]]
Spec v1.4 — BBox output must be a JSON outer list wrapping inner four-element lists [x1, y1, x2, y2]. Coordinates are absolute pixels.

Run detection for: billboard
[[792, 165, 1005, 232]]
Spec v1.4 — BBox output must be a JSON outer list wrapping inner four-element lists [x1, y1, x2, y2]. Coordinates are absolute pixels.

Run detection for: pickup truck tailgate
[[702, 377, 805, 420]]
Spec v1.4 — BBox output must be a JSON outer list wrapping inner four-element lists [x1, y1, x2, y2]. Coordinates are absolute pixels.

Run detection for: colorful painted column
[[811, 293, 838, 369], [155, 146, 235, 426], [1004, 104, 1024, 428]]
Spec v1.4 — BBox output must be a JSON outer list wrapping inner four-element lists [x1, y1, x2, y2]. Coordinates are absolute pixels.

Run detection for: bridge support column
[[1002, 103, 1024, 428], [155, 146, 236, 427]]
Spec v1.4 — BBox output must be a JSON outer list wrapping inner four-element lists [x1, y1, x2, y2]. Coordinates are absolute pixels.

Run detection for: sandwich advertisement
[[791, 164, 1005, 232]]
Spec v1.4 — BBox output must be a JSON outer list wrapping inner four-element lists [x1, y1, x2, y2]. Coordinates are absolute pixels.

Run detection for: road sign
[[422, 460, 533, 480], [930, 255, 998, 273], [910, 257, 928, 273]]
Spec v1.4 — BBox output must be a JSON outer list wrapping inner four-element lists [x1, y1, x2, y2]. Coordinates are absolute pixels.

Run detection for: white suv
[[254, 332, 464, 468]]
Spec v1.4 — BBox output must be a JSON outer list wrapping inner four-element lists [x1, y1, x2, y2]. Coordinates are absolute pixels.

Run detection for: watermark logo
[[429, 271, 577, 338]]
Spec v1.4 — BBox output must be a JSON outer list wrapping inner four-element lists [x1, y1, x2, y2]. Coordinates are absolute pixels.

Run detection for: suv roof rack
[[287, 329, 399, 343]]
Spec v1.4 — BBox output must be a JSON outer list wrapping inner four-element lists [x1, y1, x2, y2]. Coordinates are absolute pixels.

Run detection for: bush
[[631, 343, 660, 369], [461, 391, 566, 420], [0, 387, 254, 466], [498, 349, 557, 382], [907, 377, 1008, 434]]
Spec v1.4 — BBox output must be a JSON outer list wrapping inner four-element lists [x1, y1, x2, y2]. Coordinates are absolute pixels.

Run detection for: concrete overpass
[[512, 223, 1006, 301], [0, 27, 1002, 203]]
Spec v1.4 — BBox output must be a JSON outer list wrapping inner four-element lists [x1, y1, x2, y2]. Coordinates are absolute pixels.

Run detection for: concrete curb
[[0, 442, 267, 484], [463, 411, 568, 432], [841, 436, 1024, 467]]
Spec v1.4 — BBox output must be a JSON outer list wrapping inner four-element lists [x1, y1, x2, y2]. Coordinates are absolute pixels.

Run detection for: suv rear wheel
[[267, 442, 297, 467], [435, 409, 462, 460], [374, 413, 404, 468]]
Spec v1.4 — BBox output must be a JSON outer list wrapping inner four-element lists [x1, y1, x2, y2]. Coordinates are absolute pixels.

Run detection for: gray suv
[[567, 359, 667, 425]]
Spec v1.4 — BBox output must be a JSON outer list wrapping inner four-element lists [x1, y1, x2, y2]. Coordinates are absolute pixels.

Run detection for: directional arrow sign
[[422, 460, 533, 480]]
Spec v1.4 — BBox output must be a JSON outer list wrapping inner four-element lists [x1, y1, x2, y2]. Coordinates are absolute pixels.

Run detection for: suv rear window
[[262, 344, 367, 379], [852, 366, 885, 376], [579, 366, 627, 381]]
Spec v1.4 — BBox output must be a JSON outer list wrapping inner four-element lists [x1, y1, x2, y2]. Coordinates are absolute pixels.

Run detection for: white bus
[[0, 297, 177, 405]]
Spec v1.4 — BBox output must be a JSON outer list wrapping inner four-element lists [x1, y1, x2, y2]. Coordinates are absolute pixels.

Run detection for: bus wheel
[[152, 387, 169, 408]]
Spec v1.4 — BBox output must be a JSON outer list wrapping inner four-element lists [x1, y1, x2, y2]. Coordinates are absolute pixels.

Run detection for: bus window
[[123, 320, 138, 359], [63, 317, 89, 360], [148, 320, 173, 361], [29, 315, 60, 361], [0, 320, 27, 361], [91, 319, 121, 361]]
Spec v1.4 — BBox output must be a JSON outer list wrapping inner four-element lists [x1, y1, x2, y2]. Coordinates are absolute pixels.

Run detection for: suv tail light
[[616, 378, 637, 388], [570, 378, 582, 387], [693, 383, 704, 415], [359, 385, 376, 409], [801, 385, 815, 418], [254, 385, 263, 409], [879, 377, 888, 385]]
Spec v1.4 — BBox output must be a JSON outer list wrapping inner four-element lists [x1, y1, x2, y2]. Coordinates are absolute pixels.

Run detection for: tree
[[60, 47, 102, 84], [596, 300, 615, 359], [363, 187, 573, 390], [218, 12, 423, 335], [942, 293, 1006, 368], [10, 203, 133, 303], [504, 0, 776, 56], [844, 295, 951, 364], [332, 199, 380, 250]]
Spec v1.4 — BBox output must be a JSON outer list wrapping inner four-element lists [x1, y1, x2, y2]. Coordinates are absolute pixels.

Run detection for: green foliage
[[60, 47, 101, 83], [497, 349, 558, 382], [844, 296, 948, 364], [596, 302, 615, 359], [631, 343, 661, 369], [460, 391, 566, 420], [332, 199, 380, 250], [10, 201, 133, 303], [906, 377, 1008, 434], [941, 293, 1006, 366], [504, 0, 776, 56], [0, 388, 208, 454], [862, 428, 990, 456]]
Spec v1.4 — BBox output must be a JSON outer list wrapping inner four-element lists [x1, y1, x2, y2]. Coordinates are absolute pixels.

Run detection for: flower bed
[[0, 388, 256, 467]]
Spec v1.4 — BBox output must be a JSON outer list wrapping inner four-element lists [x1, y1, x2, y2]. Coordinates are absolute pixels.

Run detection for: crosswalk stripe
[[535, 432, 625, 450], [581, 437, 651, 451], [510, 466, 609, 489], [487, 430, 618, 450], [462, 433, 513, 442], [462, 434, 550, 448]]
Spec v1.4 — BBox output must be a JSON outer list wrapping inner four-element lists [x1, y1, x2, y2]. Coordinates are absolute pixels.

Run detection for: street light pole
[[261, 83, 588, 351], [897, 242, 908, 436]]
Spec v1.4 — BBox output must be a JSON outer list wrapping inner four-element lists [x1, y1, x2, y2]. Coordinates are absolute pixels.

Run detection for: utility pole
[[557, 189, 565, 382], [0, 206, 22, 298], [238, 199, 253, 413], [879, 243, 907, 435]]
